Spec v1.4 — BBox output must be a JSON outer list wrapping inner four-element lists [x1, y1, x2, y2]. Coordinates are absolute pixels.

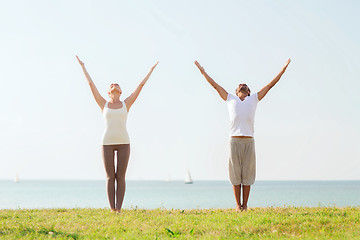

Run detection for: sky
[[0, 0, 359, 181]]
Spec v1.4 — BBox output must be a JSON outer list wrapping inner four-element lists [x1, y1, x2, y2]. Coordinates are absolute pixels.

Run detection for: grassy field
[[1, 207, 360, 239]]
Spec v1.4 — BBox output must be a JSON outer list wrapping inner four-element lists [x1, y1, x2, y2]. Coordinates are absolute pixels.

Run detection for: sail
[[14, 173, 19, 183], [165, 174, 171, 182], [184, 170, 193, 184]]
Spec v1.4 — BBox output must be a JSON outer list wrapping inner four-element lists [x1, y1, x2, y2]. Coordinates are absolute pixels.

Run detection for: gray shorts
[[229, 137, 256, 185]]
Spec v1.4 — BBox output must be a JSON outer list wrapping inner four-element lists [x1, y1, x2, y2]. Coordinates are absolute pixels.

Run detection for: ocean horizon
[[1, 180, 359, 210]]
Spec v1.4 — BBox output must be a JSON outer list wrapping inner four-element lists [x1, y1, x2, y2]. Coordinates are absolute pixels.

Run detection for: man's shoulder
[[249, 93, 259, 103], [226, 93, 238, 102]]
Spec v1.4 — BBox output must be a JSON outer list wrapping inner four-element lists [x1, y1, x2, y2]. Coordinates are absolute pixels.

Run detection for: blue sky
[[1, 0, 359, 180]]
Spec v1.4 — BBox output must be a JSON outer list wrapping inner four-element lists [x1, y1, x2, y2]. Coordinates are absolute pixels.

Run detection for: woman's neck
[[109, 98, 121, 103]]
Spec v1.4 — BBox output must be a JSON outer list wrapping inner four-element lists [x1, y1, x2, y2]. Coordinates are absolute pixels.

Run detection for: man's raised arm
[[258, 59, 291, 101], [194, 60, 228, 101]]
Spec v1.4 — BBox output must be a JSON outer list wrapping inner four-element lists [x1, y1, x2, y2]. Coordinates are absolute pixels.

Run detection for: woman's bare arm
[[124, 61, 159, 111], [194, 61, 228, 101], [76, 56, 106, 110]]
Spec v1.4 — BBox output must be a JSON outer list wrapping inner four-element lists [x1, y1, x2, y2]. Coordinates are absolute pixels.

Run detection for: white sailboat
[[165, 174, 171, 182], [184, 170, 193, 184], [14, 173, 19, 183]]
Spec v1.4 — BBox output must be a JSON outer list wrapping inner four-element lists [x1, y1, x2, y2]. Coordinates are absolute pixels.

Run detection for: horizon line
[[1, 179, 360, 181]]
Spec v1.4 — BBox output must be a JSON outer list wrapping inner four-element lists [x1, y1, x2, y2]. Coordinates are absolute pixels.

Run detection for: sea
[[0, 180, 359, 210]]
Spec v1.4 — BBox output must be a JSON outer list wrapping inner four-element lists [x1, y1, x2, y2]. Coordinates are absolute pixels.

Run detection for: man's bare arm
[[194, 61, 228, 101]]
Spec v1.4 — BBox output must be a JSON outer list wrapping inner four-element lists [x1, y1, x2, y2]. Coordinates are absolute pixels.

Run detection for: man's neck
[[237, 93, 248, 101]]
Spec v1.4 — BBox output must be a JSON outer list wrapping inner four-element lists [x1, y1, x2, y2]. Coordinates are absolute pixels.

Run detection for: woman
[[194, 59, 291, 211], [76, 56, 158, 213]]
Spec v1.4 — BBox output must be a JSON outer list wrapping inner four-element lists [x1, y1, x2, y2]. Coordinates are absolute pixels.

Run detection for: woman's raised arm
[[76, 56, 106, 110], [124, 61, 159, 111]]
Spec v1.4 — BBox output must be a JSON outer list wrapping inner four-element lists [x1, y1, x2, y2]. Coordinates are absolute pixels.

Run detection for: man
[[195, 59, 291, 211]]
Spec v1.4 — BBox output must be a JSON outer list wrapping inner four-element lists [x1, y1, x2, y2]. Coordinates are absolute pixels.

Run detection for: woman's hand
[[124, 61, 159, 112], [76, 55, 106, 110], [141, 61, 159, 85], [76, 55, 85, 67], [151, 61, 159, 71]]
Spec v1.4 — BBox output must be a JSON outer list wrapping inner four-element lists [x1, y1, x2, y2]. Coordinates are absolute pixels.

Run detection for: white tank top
[[102, 101, 130, 145]]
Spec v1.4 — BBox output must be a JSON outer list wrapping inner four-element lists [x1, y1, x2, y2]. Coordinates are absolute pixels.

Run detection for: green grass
[[1, 207, 360, 239]]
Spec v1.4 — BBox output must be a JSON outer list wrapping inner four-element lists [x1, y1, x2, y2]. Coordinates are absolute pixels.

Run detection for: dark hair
[[236, 83, 250, 96]]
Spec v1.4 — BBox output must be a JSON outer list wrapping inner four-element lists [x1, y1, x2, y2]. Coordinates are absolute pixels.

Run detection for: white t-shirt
[[226, 93, 259, 137]]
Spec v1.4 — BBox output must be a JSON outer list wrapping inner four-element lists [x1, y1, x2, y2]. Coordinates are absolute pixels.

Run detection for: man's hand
[[194, 61, 205, 74], [283, 59, 291, 70], [257, 58, 291, 101], [194, 60, 228, 101]]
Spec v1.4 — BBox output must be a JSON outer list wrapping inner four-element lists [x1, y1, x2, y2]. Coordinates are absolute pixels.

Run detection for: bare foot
[[115, 209, 121, 214], [111, 208, 116, 213], [242, 205, 248, 211], [236, 206, 241, 212]]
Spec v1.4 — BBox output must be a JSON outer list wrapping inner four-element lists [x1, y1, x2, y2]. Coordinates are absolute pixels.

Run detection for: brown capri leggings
[[102, 144, 130, 210]]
